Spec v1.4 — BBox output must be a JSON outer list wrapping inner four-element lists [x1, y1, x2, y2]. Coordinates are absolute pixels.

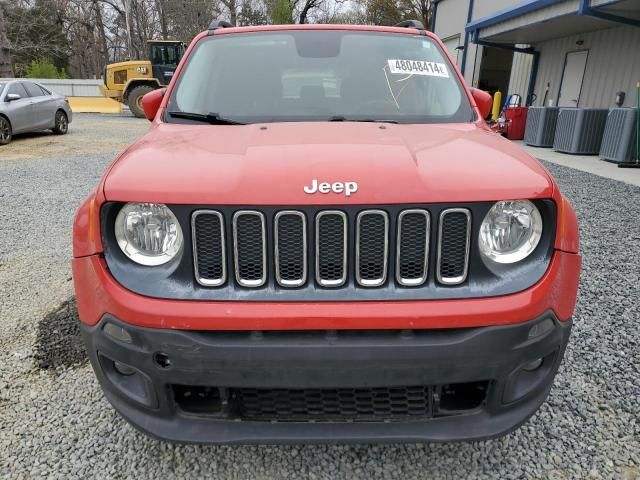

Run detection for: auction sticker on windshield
[[388, 60, 449, 78]]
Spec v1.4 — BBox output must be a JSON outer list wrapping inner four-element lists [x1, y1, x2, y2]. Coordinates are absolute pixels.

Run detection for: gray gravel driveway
[[0, 114, 638, 479]]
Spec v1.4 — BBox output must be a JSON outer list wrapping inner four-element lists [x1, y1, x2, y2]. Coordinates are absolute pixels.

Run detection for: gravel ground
[[0, 114, 639, 479]]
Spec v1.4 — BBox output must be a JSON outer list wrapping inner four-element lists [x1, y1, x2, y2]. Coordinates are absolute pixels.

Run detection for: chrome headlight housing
[[479, 200, 543, 264], [114, 203, 183, 266]]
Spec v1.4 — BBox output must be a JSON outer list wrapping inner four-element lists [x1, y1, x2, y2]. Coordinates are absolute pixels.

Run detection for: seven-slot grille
[[192, 208, 471, 288]]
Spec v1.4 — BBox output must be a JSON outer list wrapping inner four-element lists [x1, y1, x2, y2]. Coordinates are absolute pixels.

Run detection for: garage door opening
[[476, 47, 514, 100]]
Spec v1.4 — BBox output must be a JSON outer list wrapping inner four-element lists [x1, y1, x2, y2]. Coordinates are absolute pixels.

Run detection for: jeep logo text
[[303, 179, 358, 196]]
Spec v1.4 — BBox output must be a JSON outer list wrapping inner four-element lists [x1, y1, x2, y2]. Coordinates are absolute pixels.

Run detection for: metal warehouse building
[[433, 0, 640, 109]]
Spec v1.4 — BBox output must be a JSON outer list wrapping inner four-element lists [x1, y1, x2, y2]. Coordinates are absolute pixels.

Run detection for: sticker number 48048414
[[388, 59, 449, 78]]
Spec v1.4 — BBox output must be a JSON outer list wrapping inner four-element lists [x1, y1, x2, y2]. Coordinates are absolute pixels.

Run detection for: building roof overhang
[[466, 0, 640, 45]]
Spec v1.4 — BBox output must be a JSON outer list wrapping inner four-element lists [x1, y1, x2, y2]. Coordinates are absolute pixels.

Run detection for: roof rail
[[208, 20, 234, 31], [394, 20, 425, 30]]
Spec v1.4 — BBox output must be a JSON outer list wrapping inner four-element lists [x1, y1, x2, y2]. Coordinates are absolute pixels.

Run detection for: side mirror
[[470, 88, 493, 119], [141, 88, 166, 121], [6, 93, 21, 102]]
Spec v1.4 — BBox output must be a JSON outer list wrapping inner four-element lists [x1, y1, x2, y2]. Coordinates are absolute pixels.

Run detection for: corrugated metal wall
[[441, 35, 463, 67], [480, 0, 579, 39], [434, 0, 517, 87], [508, 50, 533, 101], [434, 0, 476, 83], [472, 0, 518, 19], [528, 25, 640, 108], [433, 0, 468, 40]]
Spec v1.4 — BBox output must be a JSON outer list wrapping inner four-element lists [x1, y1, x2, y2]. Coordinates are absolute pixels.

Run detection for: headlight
[[479, 200, 542, 264], [114, 203, 183, 266]]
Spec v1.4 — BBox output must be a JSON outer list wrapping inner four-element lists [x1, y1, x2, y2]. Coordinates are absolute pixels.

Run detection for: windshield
[[167, 31, 473, 124], [150, 43, 183, 65], [0, 83, 5, 96]]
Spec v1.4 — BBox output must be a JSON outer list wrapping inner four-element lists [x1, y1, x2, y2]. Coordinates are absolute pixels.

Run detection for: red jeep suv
[[73, 21, 581, 444]]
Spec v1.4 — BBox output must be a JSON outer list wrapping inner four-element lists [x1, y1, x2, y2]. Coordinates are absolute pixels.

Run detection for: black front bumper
[[81, 313, 571, 444]]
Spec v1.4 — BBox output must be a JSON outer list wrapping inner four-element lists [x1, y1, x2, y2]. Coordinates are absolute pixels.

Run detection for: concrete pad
[[515, 141, 640, 188], [67, 97, 123, 114]]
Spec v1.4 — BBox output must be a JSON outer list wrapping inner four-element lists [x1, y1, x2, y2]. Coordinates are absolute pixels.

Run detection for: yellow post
[[491, 91, 502, 121]]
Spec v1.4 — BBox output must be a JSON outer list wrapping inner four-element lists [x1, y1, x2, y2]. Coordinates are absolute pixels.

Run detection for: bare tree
[[407, 0, 431, 29], [0, 2, 14, 76], [1, 0, 433, 79], [296, 0, 322, 23], [4, 0, 70, 75], [158, 0, 222, 41], [220, 0, 238, 24]]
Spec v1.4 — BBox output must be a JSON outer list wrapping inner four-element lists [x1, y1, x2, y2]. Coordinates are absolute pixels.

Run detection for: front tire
[[127, 85, 155, 118], [52, 111, 68, 135], [0, 116, 12, 145]]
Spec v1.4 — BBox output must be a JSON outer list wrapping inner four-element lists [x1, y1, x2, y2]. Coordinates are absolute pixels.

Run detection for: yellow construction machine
[[100, 40, 185, 118]]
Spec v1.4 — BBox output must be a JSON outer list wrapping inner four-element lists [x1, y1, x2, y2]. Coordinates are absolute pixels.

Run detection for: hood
[[103, 122, 554, 205]]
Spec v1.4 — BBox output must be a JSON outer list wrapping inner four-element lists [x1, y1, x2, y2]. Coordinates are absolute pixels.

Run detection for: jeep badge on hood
[[303, 179, 358, 196]]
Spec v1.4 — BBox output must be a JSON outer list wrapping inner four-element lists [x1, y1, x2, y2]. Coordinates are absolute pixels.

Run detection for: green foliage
[[25, 58, 69, 79], [271, 0, 293, 24]]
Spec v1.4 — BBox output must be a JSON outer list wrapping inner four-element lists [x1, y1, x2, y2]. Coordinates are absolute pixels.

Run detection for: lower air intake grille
[[173, 381, 490, 421], [233, 386, 431, 421], [437, 209, 471, 285]]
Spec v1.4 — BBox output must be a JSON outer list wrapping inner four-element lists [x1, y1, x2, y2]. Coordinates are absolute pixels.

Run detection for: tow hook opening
[[173, 385, 224, 415], [153, 352, 171, 368], [435, 381, 488, 415]]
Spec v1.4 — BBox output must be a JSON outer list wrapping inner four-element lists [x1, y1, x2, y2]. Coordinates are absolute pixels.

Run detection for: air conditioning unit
[[553, 108, 609, 154], [524, 107, 559, 147], [600, 108, 638, 163]]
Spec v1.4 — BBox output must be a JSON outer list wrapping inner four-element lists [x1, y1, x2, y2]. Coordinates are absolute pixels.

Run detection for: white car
[[0, 80, 73, 145]]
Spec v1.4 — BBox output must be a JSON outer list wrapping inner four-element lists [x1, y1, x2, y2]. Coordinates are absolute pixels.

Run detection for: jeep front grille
[[191, 207, 471, 289], [233, 211, 266, 287], [396, 209, 430, 286], [437, 209, 472, 285], [356, 210, 389, 287], [192, 210, 226, 286], [315, 211, 348, 287], [275, 211, 307, 287]]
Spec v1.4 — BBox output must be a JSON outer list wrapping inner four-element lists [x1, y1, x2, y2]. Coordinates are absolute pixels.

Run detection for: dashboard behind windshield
[[168, 30, 474, 124]]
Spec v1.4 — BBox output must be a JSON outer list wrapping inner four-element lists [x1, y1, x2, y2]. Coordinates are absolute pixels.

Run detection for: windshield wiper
[[328, 116, 399, 124], [168, 111, 246, 125]]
